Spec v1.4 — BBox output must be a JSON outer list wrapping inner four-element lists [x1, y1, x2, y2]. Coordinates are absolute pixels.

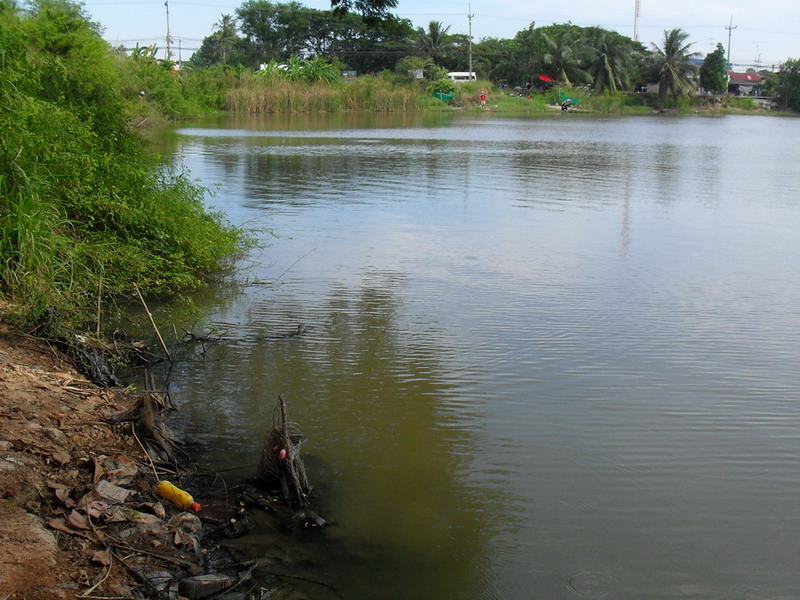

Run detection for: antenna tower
[[633, 0, 640, 42]]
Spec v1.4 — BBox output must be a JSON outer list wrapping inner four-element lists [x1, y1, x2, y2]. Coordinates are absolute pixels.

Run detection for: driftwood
[[257, 395, 312, 507]]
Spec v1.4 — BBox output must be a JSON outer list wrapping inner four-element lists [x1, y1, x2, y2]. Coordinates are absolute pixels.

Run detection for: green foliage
[[234, 1, 412, 73], [651, 28, 699, 109], [329, 0, 397, 25], [483, 23, 646, 94], [541, 28, 592, 86], [415, 21, 454, 66], [394, 55, 427, 80], [226, 71, 426, 112], [428, 79, 455, 95], [0, 0, 244, 332], [584, 29, 640, 94], [774, 58, 800, 112], [700, 43, 728, 95], [258, 56, 340, 82]]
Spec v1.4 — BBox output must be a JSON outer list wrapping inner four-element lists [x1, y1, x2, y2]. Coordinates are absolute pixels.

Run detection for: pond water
[[153, 112, 800, 599]]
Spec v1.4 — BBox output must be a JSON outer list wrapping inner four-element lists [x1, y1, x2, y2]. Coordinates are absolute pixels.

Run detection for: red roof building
[[728, 71, 764, 95]]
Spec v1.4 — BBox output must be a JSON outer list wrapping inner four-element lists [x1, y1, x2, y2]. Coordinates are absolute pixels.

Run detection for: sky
[[82, 0, 799, 70]]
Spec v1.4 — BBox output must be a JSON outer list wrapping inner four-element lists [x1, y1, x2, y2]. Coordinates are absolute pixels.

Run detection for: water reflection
[[165, 269, 505, 599], [145, 113, 800, 599]]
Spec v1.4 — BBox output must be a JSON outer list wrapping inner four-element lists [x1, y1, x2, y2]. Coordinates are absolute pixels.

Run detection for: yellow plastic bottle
[[156, 480, 201, 512]]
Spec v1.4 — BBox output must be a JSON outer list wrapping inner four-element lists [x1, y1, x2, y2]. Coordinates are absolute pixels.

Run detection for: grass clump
[[0, 0, 245, 335], [226, 71, 434, 113]]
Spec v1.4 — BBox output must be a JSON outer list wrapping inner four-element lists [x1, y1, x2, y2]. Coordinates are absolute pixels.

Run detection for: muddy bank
[[0, 317, 338, 600], [0, 322, 244, 599]]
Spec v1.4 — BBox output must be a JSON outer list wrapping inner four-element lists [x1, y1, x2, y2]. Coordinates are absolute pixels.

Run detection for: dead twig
[[133, 283, 172, 365]]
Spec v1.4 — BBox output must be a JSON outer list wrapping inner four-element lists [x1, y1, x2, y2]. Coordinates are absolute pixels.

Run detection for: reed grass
[[225, 73, 430, 113]]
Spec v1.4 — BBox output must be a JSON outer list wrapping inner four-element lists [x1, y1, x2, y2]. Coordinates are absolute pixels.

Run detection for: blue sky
[[82, 0, 798, 69]]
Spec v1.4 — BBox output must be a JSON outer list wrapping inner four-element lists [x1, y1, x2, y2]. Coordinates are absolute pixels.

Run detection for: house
[[728, 71, 763, 96]]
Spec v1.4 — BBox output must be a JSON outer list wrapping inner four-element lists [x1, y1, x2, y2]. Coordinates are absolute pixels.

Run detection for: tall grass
[[0, 0, 245, 334], [226, 73, 430, 113]]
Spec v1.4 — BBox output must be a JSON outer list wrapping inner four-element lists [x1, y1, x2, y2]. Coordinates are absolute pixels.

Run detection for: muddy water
[[151, 113, 800, 599]]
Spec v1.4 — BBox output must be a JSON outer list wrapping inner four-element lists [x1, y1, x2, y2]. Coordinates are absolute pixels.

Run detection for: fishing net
[[257, 395, 312, 506]]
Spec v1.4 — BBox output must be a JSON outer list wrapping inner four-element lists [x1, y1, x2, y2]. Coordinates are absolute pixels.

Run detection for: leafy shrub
[[0, 0, 244, 332], [428, 79, 456, 95]]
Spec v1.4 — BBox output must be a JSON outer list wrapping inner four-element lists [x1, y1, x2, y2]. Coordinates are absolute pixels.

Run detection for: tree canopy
[[651, 28, 699, 109], [699, 43, 728, 95], [774, 58, 800, 111]]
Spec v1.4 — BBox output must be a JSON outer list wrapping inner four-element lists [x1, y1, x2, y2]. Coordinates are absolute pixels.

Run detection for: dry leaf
[[90, 549, 112, 566], [67, 509, 90, 530], [54, 488, 76, 508]]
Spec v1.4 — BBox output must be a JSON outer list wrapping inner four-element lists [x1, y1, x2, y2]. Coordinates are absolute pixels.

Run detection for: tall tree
[[699, 42, 728, 96], [237, 1, 312, 60], [585, 29, 635, 94], [329, 0, 396, 25], [541, 28, 591, 86], [651, 28, 699, 109], [415, 21, 453, 66], [212, 14, 238, 65], [774, 58, 800, 111]]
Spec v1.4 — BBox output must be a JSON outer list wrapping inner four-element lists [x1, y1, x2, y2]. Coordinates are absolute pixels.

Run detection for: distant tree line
[[188, 1, 800, 111]]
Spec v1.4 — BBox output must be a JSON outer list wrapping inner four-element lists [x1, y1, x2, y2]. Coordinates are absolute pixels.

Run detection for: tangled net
[[257, 395, 312, 506]]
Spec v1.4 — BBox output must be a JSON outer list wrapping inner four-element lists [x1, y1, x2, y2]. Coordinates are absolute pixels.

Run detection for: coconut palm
[[541, 30, 591, 86], [651, 28, 699, 109], [416, 21, 454, 66], [212, 14, 238, 65], [586, 31, 634, 94]]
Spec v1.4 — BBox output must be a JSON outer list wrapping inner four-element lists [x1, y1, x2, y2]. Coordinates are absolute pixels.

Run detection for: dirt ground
[[0, 316, 176, 599]]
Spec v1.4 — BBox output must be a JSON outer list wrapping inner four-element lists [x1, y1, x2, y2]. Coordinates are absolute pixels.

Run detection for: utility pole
[[725, 16, 737, 67], [165, 0, 172, 61], [633, 0, 640, 42], [467, 4, 474, 79]]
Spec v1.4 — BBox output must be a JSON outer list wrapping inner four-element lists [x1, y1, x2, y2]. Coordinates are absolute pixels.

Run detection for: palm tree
[[651, 28, 699, 109], [541, 31, 590, 86], [586, 32, 633, 94], [416, 21, 453, 66], [212, 14, 238, 65]]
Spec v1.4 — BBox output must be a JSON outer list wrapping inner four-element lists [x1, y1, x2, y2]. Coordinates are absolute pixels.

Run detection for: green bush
[[428, 79, 456, 95], [0, 0, 244, 333]]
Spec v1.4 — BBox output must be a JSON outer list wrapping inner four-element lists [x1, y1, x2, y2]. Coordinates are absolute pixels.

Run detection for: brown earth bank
[[0, 316, 245, 599]]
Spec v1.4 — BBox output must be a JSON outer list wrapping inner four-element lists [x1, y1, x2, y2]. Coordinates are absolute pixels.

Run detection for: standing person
[[479, 90, 487, 107]]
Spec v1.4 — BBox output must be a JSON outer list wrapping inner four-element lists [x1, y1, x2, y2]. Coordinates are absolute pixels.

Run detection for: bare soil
[[0, 316, 176, 599]]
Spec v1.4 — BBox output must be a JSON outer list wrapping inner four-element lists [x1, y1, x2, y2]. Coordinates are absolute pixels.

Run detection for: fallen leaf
[[48, 518, 95, 541], [86, 500, 111, 519], [54, 488, 76, 508], [91, 549, 112, 566], [67, 509, 90, 530]]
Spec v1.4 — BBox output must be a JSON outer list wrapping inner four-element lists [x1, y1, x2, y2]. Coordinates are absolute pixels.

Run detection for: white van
[[447, 72, 476, 82]]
